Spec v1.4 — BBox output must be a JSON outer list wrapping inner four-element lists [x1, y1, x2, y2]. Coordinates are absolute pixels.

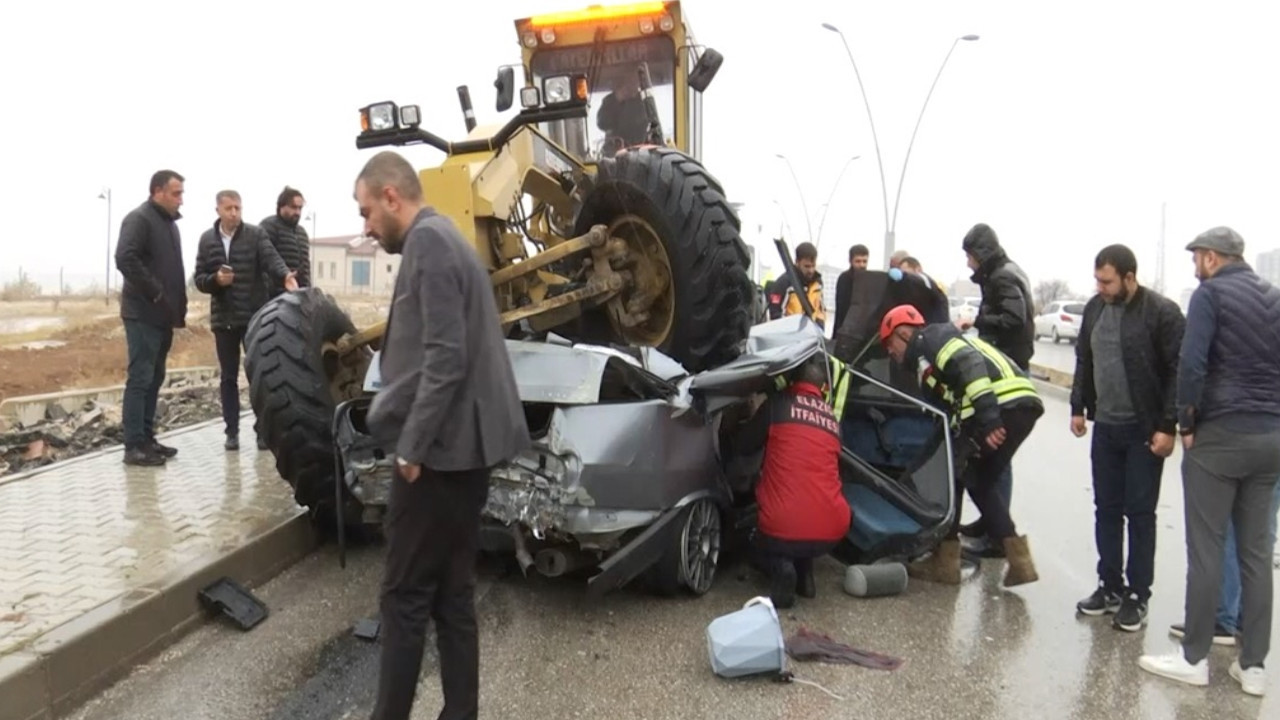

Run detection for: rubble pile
[[0, 382, 249, 477]]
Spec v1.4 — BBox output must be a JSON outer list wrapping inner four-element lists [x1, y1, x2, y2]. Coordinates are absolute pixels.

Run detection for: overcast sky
[[4, 0, 1277, 301]]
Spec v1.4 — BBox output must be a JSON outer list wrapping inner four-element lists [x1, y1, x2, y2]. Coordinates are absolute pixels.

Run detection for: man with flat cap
[[1139, 226, 1280, 697]]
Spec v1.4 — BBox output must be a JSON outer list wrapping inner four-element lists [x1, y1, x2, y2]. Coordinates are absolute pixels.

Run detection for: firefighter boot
[[1002, 535, 1039, 587], [907, 539, 961, 585]]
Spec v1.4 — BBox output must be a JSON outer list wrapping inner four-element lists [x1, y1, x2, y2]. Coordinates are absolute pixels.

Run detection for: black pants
[[751, 531, 843, 584], [949, 405, 1042, 541], [122, 320, 173, 449], [214, 327, 247, 437], [1091, 421, 1164, 601], [372, 466, 490, 720]]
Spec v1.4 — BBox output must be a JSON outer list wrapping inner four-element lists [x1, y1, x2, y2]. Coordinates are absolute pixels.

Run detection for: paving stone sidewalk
[[0, 417, 304, 657]]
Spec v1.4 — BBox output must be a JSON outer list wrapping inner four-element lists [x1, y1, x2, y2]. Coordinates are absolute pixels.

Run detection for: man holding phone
[[193, 190, 297, 450]]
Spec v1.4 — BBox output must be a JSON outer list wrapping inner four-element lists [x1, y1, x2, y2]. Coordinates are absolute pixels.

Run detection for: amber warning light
[[529, 1, 668, 28], [575, 76, 590, 102]]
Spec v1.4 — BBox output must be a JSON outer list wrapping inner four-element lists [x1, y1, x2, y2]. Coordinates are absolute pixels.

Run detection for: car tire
[[1052, 327, 1061, 344], [572, 147, 754, 373], [244, 289, 370, 526], [648, 498, 722, 596]]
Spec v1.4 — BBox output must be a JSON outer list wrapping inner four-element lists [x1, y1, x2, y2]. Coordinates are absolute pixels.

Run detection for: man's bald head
[[355, 150, 423, 203]]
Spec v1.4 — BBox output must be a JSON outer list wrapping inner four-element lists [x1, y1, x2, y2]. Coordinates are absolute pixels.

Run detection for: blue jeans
[[1216, 479, 1280, 633], [122, 320, 173, 449]]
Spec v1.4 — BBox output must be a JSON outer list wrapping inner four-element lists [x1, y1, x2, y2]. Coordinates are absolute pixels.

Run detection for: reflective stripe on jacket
[[907, 324, 1040, 436]]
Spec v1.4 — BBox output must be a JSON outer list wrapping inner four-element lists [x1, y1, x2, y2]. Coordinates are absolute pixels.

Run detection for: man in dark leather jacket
[[959, 222, 1036, 557]]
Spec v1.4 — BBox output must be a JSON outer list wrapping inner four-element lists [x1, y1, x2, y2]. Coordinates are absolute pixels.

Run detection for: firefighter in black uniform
[[879, 304, 1043, 588]]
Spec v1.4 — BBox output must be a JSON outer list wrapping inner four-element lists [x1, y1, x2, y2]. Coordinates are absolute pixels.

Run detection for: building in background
[[310, 235, 401, 296], [1257, 248, 1280, 286]]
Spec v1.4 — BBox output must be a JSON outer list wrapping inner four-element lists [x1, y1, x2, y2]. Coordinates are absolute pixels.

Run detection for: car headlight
[[543, 76, 572, 105], [361, 102, 398, 132]]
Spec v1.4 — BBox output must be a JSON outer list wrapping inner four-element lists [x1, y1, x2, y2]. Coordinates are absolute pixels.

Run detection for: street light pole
[[815, 154, 861, 254], [888, 34, 980, 251], [305, 210, 317, 239], [821, 23, 889, 264], [98, 188, 112, 306], [822, 23, 978, 264], [774, 153, 814, 245]]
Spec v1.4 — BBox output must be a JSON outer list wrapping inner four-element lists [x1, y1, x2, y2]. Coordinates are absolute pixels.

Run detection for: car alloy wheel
[[679, 498, 722, 595]]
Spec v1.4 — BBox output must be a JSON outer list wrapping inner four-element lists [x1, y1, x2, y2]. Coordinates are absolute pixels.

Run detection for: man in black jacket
[[833, 244, 870, 333], [114, 170, 189, 467], [958, 223, 1036, 556], [1070, 244, 1184, 632], [193, 190, 296, 450], [260, 186, 311, 299]]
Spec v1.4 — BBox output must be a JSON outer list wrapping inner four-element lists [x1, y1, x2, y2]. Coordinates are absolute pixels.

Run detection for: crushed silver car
[[332, 313, 957, 598]]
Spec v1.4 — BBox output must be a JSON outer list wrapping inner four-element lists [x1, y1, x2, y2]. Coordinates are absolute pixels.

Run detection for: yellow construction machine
[[244, 1, 754, 518]]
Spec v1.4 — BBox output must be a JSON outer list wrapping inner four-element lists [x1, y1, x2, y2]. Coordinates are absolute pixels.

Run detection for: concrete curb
[[0, 366, 221, 427], [1028, 362, 1073, 389], [0, 508, 316, 720]]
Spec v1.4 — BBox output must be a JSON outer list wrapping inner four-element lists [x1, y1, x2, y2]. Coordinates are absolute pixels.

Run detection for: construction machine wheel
[[244, 289, 370, 524], [573, 147, 754, 373]]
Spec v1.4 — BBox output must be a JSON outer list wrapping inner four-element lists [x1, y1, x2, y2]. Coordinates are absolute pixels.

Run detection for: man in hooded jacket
[[959, 223, 1037, 557]]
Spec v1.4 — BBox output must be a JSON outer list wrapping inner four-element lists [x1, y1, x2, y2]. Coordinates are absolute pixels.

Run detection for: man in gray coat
[[356, 150, 530, 720]]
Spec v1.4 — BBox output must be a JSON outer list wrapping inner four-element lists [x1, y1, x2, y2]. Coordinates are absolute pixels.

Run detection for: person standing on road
[[1069, 244, 1185, 632], [356, 150, 530, 720], [735, 355, 851, 609], [1139, 227, 1280, 697], [880, 304, 1043, 588], [833, 243, 870, 332], [768, 241, 826, 328], [113, 170, 189, 467], [958, 223, 1036, 559], [192, 190, 297, 451], [260, 186, 311, 299]]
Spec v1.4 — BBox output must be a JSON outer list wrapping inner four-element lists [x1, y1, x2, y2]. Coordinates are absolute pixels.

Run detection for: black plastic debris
[[198, 577, 268, 630], [353, 617, 381, 641]]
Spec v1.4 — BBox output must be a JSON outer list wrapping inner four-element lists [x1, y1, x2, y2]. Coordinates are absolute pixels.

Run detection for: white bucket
[[706, 596, 787, 678]]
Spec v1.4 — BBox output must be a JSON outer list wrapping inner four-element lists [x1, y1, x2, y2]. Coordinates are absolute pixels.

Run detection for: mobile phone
[[220, 264, 233, 272]]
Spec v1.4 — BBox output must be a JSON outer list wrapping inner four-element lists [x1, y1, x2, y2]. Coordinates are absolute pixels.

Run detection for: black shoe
[[795, 561, 817, 599], [148, 438, 178, 458], [123, 446, 166, 467], [770, 560, 797, 609], [1168, 622, 1237, 646], [225, 434, 240, 451], [959, 519, 987, 539], [1113, 593, 1148, 632], [1077, 586, 1122, 616]]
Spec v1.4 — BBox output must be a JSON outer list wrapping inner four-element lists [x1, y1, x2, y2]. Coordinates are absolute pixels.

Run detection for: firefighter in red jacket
[[738, 355, 851, 608]]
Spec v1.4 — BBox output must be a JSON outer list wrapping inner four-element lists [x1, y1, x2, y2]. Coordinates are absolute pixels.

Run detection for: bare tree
[[1033, 279, 1072, 313]]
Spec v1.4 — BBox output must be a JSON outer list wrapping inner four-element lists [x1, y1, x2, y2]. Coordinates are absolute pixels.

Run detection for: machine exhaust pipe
[[534, 547, 594, 578], [457, 85, 477, 132]]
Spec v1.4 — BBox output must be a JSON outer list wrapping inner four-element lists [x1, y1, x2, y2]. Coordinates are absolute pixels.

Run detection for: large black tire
[[572, 147, 754, 373], [243, 289, 363, 519]]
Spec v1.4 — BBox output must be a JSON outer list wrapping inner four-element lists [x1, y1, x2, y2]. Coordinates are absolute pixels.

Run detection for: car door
[[1035, 302, 1056, 337]]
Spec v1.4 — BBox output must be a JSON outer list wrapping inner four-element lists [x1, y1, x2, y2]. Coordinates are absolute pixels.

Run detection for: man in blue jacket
[[1139, 226, 1280, 697], [113, 170, 189, 467]]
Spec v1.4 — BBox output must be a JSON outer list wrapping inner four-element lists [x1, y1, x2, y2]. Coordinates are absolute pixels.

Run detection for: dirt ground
[[0, 294, 387, 402]]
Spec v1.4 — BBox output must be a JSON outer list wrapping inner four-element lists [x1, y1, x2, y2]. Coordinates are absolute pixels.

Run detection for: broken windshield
[[530, 35, 676, 159]]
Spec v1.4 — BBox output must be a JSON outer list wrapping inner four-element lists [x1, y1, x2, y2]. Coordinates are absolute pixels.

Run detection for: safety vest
[[918, 335, 1038, 427], [773, 355, 853, 423]]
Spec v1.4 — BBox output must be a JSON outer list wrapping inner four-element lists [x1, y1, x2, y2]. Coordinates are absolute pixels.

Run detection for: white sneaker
[[1139, 651, 1209, 686], [1230, 660, 1266, 696]]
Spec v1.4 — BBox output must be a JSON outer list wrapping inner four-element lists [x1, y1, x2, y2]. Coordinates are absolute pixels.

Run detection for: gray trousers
[[1180, 420, 1280, 667]]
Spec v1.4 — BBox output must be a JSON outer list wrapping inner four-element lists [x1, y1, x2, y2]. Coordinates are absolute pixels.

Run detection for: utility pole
[[1154, 201, 1166, 294], [98, 188, 112, 306]]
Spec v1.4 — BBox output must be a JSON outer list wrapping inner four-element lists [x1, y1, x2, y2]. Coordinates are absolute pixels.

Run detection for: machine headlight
[[522, 32, 538, 48], [543, 75, 572, 104], [639, 17, 655, 33], [658, 14, 674, 32], [540, 28, 556, 44], [361, 102, 398, 132], [520, 86, 542, 109], [399, 104, 421, 127]]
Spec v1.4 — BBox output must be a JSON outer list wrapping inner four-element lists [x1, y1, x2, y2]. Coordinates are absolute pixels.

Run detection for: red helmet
[[879, 304, 926, 345]]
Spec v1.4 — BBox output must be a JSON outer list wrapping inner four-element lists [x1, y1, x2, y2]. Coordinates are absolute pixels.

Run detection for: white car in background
[[1035, 299, 1086, 344], [949, 296, 981, 327]]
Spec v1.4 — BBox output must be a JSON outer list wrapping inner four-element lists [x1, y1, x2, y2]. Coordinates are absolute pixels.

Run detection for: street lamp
[[774, 153, 814, 244], [822, 22, 978, 264], [98, 188, 111, 306], [304, 210, 317, 238], [815, 154, 861, 254]]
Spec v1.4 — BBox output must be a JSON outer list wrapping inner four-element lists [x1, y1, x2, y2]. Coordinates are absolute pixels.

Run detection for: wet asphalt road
[[68, 384, 1278, 720], [1031, 336, 1079, 375]]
